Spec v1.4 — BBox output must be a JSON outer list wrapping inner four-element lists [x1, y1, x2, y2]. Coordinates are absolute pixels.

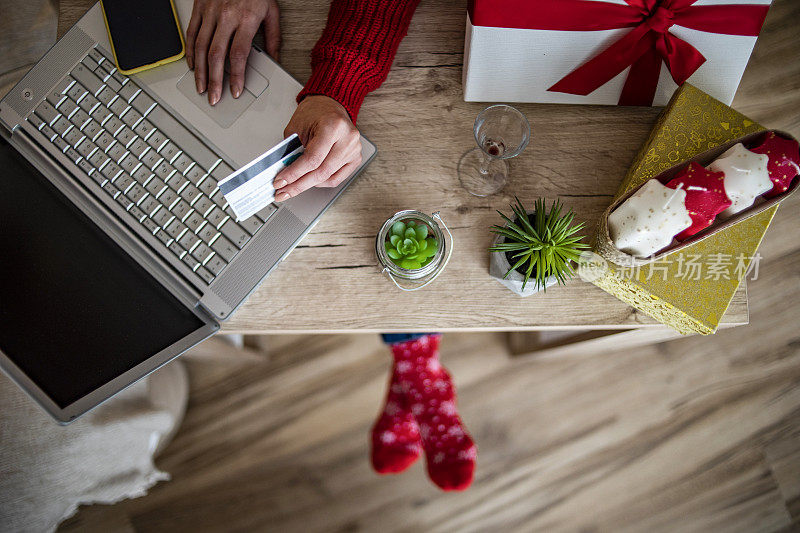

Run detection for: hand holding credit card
[[218, 135, 304, 221]]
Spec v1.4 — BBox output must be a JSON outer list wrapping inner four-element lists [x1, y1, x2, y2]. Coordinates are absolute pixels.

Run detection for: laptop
[[0, 0, 377, 423]]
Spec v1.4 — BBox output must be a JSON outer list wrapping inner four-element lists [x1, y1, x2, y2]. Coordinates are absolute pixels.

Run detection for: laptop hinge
[[0, 104, 22, 133]]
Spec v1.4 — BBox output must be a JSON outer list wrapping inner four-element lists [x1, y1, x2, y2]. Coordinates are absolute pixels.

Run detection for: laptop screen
[[0, 140, 206, 408]]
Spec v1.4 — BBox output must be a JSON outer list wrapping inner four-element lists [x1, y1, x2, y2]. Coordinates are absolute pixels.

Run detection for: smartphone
[[100, 0, 185, 75]]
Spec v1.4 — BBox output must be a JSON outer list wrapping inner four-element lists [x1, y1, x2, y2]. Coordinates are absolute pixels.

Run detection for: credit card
[[218, 134, 304, 221]]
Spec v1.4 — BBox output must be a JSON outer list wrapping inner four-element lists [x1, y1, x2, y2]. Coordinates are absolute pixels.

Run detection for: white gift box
[[462, 0, 772, 106]]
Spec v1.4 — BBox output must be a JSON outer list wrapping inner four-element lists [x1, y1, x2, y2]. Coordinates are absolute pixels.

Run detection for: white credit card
[[217, 134, 304, 221]]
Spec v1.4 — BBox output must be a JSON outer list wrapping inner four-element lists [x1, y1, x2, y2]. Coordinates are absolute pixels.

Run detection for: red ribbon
[[468, 0, 769, 105]]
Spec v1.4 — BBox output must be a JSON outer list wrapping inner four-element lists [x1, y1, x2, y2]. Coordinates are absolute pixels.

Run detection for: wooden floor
[[59, 189, 800, 532]]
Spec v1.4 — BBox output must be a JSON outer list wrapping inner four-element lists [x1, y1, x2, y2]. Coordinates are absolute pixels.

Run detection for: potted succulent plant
[[376, 210, 451, 290], [489, 197, 588, 296], [384, 219, 439, 270]]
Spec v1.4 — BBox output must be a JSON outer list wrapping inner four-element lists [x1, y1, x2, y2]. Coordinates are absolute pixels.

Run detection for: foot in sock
[[371, 367, 422, 474], [389, 334, 476, 491]]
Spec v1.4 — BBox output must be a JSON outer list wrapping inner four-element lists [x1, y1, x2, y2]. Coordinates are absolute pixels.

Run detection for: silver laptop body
[[0, 0, 376, 422]]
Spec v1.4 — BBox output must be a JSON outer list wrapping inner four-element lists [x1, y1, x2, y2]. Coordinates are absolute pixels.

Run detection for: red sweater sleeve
[[297, 0, 421, 123]]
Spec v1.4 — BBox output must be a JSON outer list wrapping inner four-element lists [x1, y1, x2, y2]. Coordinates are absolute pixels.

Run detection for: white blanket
[[0, 362, 186, 533]]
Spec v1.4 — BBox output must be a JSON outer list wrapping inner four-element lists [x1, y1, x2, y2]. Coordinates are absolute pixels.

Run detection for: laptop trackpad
[[176, 67, 268, 128]]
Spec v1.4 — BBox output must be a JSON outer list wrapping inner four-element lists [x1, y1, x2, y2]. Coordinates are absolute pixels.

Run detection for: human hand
[[274, 95, 363, 202], [186, 0, 281, 106]]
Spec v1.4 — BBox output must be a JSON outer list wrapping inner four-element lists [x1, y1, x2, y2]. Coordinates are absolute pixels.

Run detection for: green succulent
[[385, 220, 438, 270], [489, 197, 588, 291]]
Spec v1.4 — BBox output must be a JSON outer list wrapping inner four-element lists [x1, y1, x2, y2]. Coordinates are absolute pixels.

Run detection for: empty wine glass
[[458, 105, 531, 197]]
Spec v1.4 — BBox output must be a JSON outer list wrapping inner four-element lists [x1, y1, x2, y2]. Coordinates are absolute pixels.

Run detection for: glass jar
[[376, 210, 452, 290]]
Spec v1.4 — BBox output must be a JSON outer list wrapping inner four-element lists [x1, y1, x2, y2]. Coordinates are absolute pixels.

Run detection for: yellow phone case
[[99, 0, 186, 76]]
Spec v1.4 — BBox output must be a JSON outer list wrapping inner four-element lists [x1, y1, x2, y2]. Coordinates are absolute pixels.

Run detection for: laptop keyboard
[[25, 46, 277, 285]]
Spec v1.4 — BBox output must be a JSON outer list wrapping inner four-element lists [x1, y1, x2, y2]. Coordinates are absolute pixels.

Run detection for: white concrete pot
[[489, 221, 558, 297]]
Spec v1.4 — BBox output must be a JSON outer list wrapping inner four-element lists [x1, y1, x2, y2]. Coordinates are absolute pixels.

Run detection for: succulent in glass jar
[[385, 220, 439, 270]]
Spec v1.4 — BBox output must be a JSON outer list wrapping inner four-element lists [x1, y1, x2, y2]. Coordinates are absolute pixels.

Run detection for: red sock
[[371, 367, 423, 474], [390, 335, 477, 491]]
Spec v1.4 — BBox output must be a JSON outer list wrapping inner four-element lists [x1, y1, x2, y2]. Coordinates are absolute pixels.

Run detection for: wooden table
[[58, 0, 799, 336]]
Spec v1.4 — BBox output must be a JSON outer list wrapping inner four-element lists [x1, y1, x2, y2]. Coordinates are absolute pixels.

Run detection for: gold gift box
[[590, 83, 777, 335]]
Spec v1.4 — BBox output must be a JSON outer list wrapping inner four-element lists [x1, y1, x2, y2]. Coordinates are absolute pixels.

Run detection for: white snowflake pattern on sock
[[384, 401, 400, 416], [439, 400, 456, 416], [458, 445, 477, 460], [380, 431, 397, 444], [447, 425, 464, 437], [419, 423, 430, 439]]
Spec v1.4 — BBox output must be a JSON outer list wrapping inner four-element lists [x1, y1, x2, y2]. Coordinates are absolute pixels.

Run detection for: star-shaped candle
[[665, 162, 732, 240], [608, 179, 692, 258], [708, 143, 772, 217], [748, 131, 800, 198]]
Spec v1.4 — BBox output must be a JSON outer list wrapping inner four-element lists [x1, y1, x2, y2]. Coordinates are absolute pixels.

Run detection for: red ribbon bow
[[468, 0, 769, 105]]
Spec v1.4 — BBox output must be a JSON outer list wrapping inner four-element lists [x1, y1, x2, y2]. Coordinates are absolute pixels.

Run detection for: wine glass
[[458, 105, 531, 197]]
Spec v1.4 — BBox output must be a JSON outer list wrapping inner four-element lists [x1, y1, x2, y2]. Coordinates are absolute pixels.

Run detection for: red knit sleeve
[[297, 0, 421, 123]]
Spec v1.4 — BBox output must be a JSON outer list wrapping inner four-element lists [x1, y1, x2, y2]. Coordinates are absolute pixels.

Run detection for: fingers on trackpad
[[176, 61, 269, 128], [238, 65, 269, 97]]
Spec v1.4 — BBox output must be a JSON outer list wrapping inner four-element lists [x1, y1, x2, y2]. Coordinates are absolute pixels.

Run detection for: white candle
[[609, 179, 692, 258], [708, 143, 772, 217]]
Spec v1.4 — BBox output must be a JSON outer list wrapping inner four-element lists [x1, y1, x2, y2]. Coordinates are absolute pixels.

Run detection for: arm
[[274, 0, 420, 201], [298, 0, 421, 123]]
